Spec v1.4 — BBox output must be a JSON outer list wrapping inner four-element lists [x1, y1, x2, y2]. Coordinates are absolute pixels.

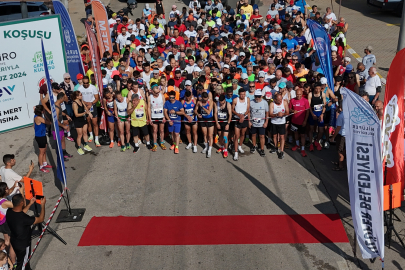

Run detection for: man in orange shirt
[[255, 71, 267, 90]]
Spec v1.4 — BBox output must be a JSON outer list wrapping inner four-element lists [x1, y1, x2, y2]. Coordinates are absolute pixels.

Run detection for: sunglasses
[[64, 78, 71, 80], [169, 96, 175, 99], [348, 76, 354, 79], [83, 82, 90, 85]]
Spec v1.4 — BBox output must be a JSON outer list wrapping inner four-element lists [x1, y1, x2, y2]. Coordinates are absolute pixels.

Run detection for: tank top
[[271, 102, 286, 124], [130, 89, 144, 100], [234, 96, 247, 119], [131, 99, 146, 127], [183, 99, 196, 121], [116, 97, 128, 117], [0, 199, 7, 225], [34, 115, 46, 137], [150, 93, 164, 118], [51, 104, 64, 131], [346, 82, 356, 92], [217, 102, 229, 121], [74, 100, 85, 120], [106, 99, 114, 111], [200, 101, 213, 118], [311, 93, 323, 112], [53, 92, 66, 111]]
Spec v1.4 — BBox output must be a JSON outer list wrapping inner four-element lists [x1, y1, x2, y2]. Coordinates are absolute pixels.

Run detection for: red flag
[[85, 23, 107, 131], [382, 48, 404, 198], [92, 0, 113, 57]]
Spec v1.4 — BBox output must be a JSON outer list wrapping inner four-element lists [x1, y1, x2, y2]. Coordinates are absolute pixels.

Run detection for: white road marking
[[347, 48, 356, 54], [337, 260, 350, 270], [356, 57, 363, 62], [305, 179, 320, 202]]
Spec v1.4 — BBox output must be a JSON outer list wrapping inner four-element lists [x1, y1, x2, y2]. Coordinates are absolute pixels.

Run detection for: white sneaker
[[324, 141, 330, 149], [185, 143, 192, 150], [201, 148, 207, 154], [193, 145, 197, 153], [207, 149, 211, 158], [238, 145, 245, 154], [233, 152, 239, 161]]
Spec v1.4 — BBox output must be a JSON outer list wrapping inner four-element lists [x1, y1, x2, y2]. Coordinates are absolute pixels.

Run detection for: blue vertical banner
[[41, 39, 67, 187], [307, 19, 334, 92], [53, 0, 85, 84]]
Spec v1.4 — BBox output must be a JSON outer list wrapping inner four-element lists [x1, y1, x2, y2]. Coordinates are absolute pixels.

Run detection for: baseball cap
[[286, 81, 294, 88], [258, 71, 266, 78], [239, 52, 246, 57], [324, 24, 329, 30], [339, 33, 345, 38], [336, 23, 345, 28], [223, 64, 230, 69], [185, 80, 192, 86], [276, 48, 282, 53], [254, 90, 262, 96], [299, 78, 307, 82], [153, 69, 159, 74], [266, 15, 271, 19], [172, 5, 177, 9], [128, 25, 133, 29], [170, 14, 175, 18], [51, 82, 60, 89], [271, 3, 275, 7], [122, 73, 128, 78], [171, 38, 176, 42], [76, 74, 84, 80], [345, 64, 353, 72], [232, 79, 238, 84], [235, 31, 243, 36], [278, 82, 286, 88], [193, 66, 202, 72], [241, 73, 248, 79], [365, 45, 373, 52], [230, 67, 237, 73], [287, 31, 295, 36], [331, 46, 338, 52], [149, 37, 155, 44], [125, 40, 131, 45], [320, 77, 327, 84]]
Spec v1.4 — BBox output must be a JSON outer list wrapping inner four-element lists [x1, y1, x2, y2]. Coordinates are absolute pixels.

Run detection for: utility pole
[[20, 1, 28, 19], [397, 1, 405, 51]]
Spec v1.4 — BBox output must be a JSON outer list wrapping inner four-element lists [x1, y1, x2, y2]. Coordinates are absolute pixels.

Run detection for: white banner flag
[[341, 88, 384, 260]]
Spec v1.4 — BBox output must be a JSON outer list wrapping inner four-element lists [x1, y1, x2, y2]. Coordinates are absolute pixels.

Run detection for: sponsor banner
[[0, 15, 67, 133], [307, 19, 334, 92], [341, 88, 384, 260], [92, 0, 113, 57], [41, 39, 67, 186], [53, 0, 85, 84], [382, 48, 404, 196]]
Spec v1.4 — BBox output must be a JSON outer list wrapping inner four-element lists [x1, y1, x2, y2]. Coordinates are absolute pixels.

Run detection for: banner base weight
[[56, 208, 86, 223]]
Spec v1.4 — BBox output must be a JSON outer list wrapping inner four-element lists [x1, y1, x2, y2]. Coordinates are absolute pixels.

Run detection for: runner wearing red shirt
[[289, 89, 309, 157], [173, 70, 184, 88]]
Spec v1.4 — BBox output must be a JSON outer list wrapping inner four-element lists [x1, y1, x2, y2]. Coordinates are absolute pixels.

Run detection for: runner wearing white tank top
[[269, 93, 289, 159], [231, 89, 250, 161], [148, 86, 167, 151]]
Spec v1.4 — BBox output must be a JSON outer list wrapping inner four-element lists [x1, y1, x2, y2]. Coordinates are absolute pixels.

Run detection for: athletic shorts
[[131, 125, 149, 137], [184, 121, 197, 126], [336, 134, 346, 154], [290, 123, 306, 134], [168, 123, 181, 133], [35, 136, 47, 148], [323, 110, 331, 126], [271, 123, 286, 135], [235, 118, 248, 129], [218, 122, 230, 132], [89, 104, 98, 118], [151, 117, 164, 124], [118, 115, 129, 122], [107, 110, 115, 123], [52, 130, 64, 141], [250, 126, 266, 135], [199, 117, 214, 128], [308, 110, 325, 127]]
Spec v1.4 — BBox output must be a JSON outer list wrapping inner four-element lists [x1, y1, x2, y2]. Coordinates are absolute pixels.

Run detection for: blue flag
[[306, 19, 334, 92], [53, 0, 84, 84], [41, 39, 67, 187]]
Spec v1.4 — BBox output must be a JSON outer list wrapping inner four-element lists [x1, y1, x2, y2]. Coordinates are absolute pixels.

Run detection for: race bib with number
[[169, 113, 177, 119], [135, 109, 144, 118], [252, 118, 262, 124], [118, 108, 126, 113], [290, 124, 298, 132], [185, 109, 194, 116], [153, 108, 163, 114], [218, 112, 227, 120], [314, 104, 323, 112]]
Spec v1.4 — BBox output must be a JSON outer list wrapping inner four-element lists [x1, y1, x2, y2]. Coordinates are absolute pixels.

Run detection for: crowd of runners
[[35, 0, 382, 167]]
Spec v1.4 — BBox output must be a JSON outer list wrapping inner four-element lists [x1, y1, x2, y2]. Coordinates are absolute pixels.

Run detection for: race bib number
[[314, 104, 323, 112], [135, 109, 144, 118], [153, 108, 163, 114], [169, 113, 177, 119], [218, 112, 227, 120], [90, 106, 94, 112], [61, 102, 66, 111], [118, 108, 126, 113], [185, 108, 194, 116], [290, 124, 298, 132], [252, 118, 262, 124]]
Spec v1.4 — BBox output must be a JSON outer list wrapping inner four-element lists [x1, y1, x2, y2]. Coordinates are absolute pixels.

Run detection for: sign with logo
[[0, 15, 67, 133]]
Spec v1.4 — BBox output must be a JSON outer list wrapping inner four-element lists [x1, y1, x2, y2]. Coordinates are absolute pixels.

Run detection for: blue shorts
[[309, 110, 325, 127], [168, 123, 181, 133], [107, 110, 115, 123]]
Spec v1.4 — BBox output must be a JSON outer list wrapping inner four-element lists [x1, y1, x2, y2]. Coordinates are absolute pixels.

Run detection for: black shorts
[[324, 110, 331, 125], [199, 117, 214, 128], [271, 123, 286, 135], [218, 122, 230, 132], [290, 123, 306, 134], [235, 118, 249, 129], [151, 117, 164, 124], [89, 105, 98, 118], [336, 134, 346, 154], [35, 136, 47, 148], [185, 122, 197, 126], [250, 126, 266, 135], [131, 125, 149, 137], [0, 221, 11, 235]]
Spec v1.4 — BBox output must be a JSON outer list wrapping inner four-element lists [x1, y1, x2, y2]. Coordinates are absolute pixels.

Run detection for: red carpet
[[78, 214, 348, 246]]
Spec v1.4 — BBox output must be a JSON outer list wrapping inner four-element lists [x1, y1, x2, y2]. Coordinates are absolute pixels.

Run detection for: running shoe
[[39, 168, 50, 173], [152, 144, 158, 152], [259, 149, 266, 157], [223, 150, 228, 158], [43, 164, 53, 169], [109, 142, 114, 148], [238, 145, 245, 154], [269, 148, 277, 154], [207, 149, 211, 158], [146, 144, 153, 150], [201, 147, 207, 154], [193, 145, 197, 153], [324, 141, 330, 149], [88, 135, 94, 142], [117, 141, 122, 147], [83, 145, 92, 152], [170, 144, 175, 150], [309, 143, 314, 152], [174, 147, 179, 154], [160, 143, 166, 150], [77, 148, 85, 155], [216, 147, 223, 153], [64, 152, 73, 158], [126, 143, 131, 150], [66, 136, 74, 142], [278, 151, 284, 159], [214, 135, 219, 144], [233, 152, 239, 161], [291, 145, 299, 151], [185, 143, 192, 150], [301, 150, 307, 157], [95, 140, 101, 147], [133, 145, 140, 153], [314, 141, 322, 151], [120, 146, 126, 152], [250, 145, 257, 154]]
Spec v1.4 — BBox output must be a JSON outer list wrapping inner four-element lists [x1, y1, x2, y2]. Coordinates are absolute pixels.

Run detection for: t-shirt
[[283, 38, 299, 51], [289, 97, 309, 125], [0, 167, 21, 196], [362, 54, 376, 71], [77, 84, 98, 103], [364, 76, 381, 96], [250, 99, 269, 127], [336, 112, 345, 136], [6, 209, 35, 249], [164, 100, 183, 121]]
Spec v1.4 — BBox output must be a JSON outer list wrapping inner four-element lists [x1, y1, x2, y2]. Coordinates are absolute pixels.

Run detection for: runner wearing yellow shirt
[[240, 0, 253, 17]]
